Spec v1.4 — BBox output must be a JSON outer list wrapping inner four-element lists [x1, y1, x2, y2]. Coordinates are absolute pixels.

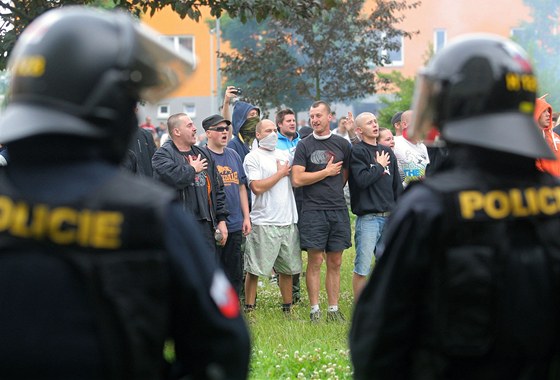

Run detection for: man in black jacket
[[153, 113, 229, 257], [0, 7, 249, 379], [350, 34, 560, 380], [122, 127, 157, 176], [348, 112, 402, 301]]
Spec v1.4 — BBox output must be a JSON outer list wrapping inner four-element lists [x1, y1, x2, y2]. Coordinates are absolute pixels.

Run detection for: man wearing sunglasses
[[204, 114, 252, 297]]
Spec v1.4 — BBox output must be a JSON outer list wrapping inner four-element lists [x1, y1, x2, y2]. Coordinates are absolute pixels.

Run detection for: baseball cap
[[202, 114, 232, 131], [391, 111, 403, 126]]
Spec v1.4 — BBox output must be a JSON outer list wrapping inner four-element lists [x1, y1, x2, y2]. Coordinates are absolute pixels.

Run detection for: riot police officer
[[0, 7, 250, 379], [350, 34, 560, 379]]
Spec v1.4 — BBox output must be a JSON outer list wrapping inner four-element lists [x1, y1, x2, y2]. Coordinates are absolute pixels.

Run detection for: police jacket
[[350, 147, 560, 380], [0, 160, 249, 380], [152, 140, 228, 226]]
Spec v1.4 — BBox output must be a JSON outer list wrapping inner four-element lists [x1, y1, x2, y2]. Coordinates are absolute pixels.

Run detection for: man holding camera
[[222, 86, 261, 163]]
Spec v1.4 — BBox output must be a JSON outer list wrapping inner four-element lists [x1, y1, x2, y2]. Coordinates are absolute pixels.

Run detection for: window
[[434, 29, 447, 53], [160, 35, 195, 57], [158, 104, 170, 119], [380, 34, 404, 67], [183, 103, 196, 118]]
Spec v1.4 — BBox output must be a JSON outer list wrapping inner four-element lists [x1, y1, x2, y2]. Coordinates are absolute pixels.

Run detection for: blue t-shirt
[[207, 147, 247, 232]]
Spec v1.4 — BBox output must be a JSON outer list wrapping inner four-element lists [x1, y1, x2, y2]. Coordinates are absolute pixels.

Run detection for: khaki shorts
[[244, 224, 302, 277]]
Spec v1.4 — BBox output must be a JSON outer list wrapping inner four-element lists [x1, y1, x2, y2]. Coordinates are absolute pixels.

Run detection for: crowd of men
[[140, 76, 560, 325], [3, 7, 560, 379], [141, 90, 441, 323]]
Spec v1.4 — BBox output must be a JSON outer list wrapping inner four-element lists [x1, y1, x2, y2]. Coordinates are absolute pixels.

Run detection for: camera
[[231, 87, 242, 96]]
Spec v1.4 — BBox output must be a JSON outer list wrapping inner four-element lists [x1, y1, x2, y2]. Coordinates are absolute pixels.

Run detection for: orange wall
[[379, 0, 532, 78], [143, 6, 218, 97], [144, 0, 533, 98]]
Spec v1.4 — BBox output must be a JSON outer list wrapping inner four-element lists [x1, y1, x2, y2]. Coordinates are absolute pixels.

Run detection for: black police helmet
[[410, 33, 554, 160], [0, 7, 194, 162]]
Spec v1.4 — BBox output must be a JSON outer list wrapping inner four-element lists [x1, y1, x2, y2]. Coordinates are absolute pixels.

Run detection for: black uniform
[[0, 158, 250, 379], [350, 149, 560, 379], [0, 7, 250, 379]]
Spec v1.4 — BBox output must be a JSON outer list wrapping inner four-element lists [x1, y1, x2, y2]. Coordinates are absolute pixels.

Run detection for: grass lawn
[[246, 231, 358, 379]]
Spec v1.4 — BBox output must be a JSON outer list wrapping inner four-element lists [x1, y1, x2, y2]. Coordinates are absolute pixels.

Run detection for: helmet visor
[[409, 70, 440, 142], [132, 22, 196, 103]]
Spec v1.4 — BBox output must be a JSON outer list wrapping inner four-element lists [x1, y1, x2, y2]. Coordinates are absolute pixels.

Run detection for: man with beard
[[275, 108, 303, 303], [276, 108, 300, 155], [153, 113, 229, 258]]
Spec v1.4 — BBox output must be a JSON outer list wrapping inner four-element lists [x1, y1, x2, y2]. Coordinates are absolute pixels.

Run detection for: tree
[[219, 0, 420, 112], [0, 0, 332, 70], [514, 0, 560, 110], [376, 71, 415, 132]]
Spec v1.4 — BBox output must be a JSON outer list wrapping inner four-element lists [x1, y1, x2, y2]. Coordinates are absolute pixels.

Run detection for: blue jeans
[[354, 214, 387, 276]]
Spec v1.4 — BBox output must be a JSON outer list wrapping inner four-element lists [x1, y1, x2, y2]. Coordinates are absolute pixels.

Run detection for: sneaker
[[282, 303, 292, 315], [310, 310, 321, 323], [244, 305, 256, 324], [244, 304, 255, 314], [326, 310, 346, 323]]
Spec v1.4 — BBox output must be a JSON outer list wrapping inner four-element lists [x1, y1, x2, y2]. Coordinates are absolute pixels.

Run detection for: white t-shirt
[[243, 148, 298, 225], [393, 135, 430, 187], [159, 133, 169, 146]]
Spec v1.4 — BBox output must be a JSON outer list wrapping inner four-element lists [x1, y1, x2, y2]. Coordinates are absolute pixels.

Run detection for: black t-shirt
[[293, 134, 351, 211]]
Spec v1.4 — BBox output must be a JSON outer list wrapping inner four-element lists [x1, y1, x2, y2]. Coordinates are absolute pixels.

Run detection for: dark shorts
[[299, 209, 352, 252]]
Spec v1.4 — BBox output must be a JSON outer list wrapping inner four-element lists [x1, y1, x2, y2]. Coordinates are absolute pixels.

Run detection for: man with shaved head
[[349, 112, 402, 300], [242, 120, 301, 315], [153, 113, 229, 257], [393, 110, 430, 187]]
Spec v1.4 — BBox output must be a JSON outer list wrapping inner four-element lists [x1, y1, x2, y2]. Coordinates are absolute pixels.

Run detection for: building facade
[[141, 0, 532, 126]]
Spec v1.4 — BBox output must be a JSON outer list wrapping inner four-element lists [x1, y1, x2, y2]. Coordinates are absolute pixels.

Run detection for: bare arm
[[239, 184, 252, 236], [346, 111, 359, 145], [222, 86, 236, 142]]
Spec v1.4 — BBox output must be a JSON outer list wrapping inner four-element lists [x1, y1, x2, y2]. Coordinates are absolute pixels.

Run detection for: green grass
[[164, 213, 359, 378], [246, 245, 357, 380]]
